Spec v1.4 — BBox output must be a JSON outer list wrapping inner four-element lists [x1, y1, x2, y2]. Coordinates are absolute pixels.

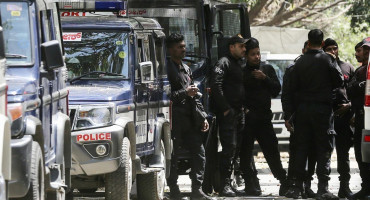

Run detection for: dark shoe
[[279, 179, 290, 196], [190, 188, 214, 200], [316, 191, 339, 200], [169, 185, 184, 200], [338, 182, 353, 198], [244, 177, 262, 196], [305, 187, 316, 198], [220, 184, 236, 197], [350, 187, 370, 200], [290, 186, 307, 199]]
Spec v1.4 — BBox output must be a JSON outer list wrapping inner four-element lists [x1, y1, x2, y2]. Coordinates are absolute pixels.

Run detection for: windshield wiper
[[69, 71, 124, 84], [6, 53, 27, 58]]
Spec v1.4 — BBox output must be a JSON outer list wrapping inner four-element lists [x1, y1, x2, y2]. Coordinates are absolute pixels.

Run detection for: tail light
[[365, 52, 370, 106], [365, 135, 370, 142]]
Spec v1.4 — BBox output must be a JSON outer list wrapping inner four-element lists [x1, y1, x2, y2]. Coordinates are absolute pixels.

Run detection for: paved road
[[73, 148, 369, 199]]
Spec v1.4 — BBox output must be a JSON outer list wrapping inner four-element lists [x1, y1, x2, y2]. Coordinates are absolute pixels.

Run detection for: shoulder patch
[[214, 67, 224, 75]]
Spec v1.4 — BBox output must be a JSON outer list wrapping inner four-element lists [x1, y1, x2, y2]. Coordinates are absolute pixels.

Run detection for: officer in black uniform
[[286, 29, 343, 200], [323, 38, 355, 199], [348, 38, 370, 200], [166, 33, 213, 200], [282, 41, 317, 198], [239, 37, 289, 197], [210, 34, 247, 197]]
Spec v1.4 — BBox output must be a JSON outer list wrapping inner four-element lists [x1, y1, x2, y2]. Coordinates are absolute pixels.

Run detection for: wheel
[[105, 137, 132, 200], [19, 142, 45, 200], [78, 188, 97, 193], [137, 141, 166, 200]]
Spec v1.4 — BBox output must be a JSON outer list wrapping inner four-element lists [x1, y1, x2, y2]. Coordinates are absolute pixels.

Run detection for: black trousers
[[240, 115, 286, 181], [353, 110, 370, 187], [167, 110, 205, 189], [217, 108, 244, 184], [288, 130, 317, 182], [293, 103, 335, 182], [334, 111, 354, 183]]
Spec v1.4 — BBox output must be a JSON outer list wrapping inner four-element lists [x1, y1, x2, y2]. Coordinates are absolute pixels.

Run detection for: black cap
[[362, 37, 370, 47], [323, 38, 338, 51], [228, 34, 248, 45], [245, 37, 259, 53]]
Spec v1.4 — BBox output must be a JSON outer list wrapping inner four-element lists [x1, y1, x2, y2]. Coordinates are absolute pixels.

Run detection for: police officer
[[348, 38, 370, 199], [239, 37, 289, 196], [166, 33, 213, 200], [286, 29, 343, 200], [282, 41, 317, 198], [210, 34, 247, 197], [323, 38, 355, 199]]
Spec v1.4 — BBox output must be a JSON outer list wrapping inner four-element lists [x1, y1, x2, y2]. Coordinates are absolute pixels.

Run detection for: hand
[[186, 85, 198, 97], [201, 119, 209, 132], [334, 103, 350, 117], [252, 70, 266, 80], [285, 120, 294, 132], [223, 109, 230, 116]]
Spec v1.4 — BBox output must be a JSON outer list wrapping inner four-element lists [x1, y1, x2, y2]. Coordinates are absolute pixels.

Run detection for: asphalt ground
[[73, 148, 370, 200]]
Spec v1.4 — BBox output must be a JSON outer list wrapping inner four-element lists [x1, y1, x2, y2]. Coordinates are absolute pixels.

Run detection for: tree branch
[[279, 0, 346, 27], [249, 0, 269, 23]]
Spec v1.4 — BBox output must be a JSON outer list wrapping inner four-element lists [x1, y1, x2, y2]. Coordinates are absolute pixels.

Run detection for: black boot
[[279, 178, 290, 196], [190, 188, 214, 200], [316, 180, 339, 200], [169, 184, 184, 200], [350, 186, 370, 200], [338, 181, 353, 199], [284, 179, 296, 198], [304, 180, 316, 198], [244, 176, 262, 196], [290, 180, 306, 199], [220, 179, 236, 197]]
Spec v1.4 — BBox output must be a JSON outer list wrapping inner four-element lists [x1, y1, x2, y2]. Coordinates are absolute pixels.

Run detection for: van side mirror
[[41, 40, 64, 70], [139, 61, 154, 83]]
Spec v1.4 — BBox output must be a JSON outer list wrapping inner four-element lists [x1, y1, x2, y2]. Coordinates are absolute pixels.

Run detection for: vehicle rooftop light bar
[[58, 0, 126, 11]]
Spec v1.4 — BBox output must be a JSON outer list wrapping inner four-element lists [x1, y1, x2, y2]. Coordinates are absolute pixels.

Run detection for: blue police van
[[2, 0, 71, 199], [58, 1, 171, 199]]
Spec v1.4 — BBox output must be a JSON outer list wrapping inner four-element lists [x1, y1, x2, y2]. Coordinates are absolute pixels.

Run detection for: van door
[[210, 4, 251, 64], [135, 33, 153, 155]]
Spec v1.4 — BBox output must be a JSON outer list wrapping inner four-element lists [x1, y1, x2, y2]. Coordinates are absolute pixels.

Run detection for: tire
[[137, 141, 166, 200], [19, 142, 45, 200], [105, 137, 132, 200]]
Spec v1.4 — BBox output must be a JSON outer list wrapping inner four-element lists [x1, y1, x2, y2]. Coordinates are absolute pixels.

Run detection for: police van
[[58, 1, 171, 199], [2, 0, 71, 199], [0, 26, 11, 200]]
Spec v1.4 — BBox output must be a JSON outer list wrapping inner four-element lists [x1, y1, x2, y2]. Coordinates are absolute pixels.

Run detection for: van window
[[0, 2, 33, 65]]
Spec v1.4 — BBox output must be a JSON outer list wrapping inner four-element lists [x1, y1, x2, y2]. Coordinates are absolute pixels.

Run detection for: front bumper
[[70, 125, 124, 176], [362, 129, 370, 163], [8, 135, 33, 198]]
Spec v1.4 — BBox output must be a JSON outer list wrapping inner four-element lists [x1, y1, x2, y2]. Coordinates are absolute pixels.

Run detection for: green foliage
[[347, 0, 370, 33], [325, 15, 368, 67]]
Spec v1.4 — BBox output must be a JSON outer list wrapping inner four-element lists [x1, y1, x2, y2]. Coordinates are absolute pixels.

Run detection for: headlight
[[74, 105, 114, 130], [8, 103, 25, 136]]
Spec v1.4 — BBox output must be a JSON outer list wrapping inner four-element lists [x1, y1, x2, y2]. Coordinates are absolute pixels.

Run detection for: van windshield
[[0, 2, 33, 65], [63, 31, 129, 80]]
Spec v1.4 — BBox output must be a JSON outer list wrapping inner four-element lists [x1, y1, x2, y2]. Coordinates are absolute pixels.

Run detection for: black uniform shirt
[[288, 49, 343, 106], [348, 64, 367, 111], [210, 54, 245, 113], [244, 62, 281, 120], [333, 60, 355, 110]]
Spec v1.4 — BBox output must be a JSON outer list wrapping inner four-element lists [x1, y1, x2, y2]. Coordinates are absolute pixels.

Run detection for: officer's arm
[[281, 67, 294, 120], [263, 65, 281, 98], [210, 61, 231, 113], [166, 62, 188, 104], [348, 68, 365, 99], [328, 55, 344, 89]]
